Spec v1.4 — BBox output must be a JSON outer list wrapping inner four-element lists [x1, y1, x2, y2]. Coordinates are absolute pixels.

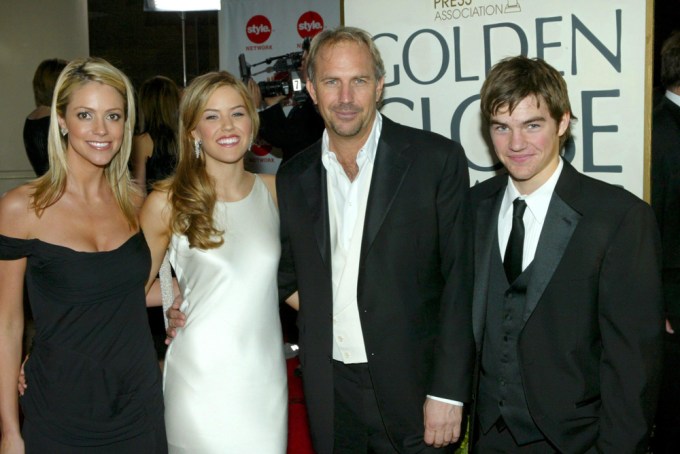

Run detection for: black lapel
[[523, 161, 582, 321], [298, 149, 330, 268], [360, 118, 413, 259]]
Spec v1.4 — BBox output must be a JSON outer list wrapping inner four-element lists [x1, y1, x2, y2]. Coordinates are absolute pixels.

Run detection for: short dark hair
[[32, 58, 68, 107], [480, 56, 575, 149], [661, 31, 680, 90]]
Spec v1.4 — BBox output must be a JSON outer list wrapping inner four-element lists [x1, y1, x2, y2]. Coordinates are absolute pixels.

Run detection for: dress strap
[[0, 234, 33, 260]]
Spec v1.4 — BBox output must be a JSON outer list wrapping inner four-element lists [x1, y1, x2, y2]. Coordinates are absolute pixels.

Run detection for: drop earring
[[194, 139, 202, 158], [60, 127, 68, 137]]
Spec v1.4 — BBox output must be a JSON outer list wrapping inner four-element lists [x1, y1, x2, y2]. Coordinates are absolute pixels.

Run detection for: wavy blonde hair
[[156, 71, 259, 249], [31, 57, 139, 228]]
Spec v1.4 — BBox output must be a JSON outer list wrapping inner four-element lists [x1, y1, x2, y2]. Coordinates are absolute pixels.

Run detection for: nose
[[93, 117, 107, 135], [221, 116, 234, 130], [339, 83, 353, 104], [509, 130, 526, 152]]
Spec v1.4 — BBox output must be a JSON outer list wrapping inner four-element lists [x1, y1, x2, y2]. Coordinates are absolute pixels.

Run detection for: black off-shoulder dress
[[0, 232, 167, 453]]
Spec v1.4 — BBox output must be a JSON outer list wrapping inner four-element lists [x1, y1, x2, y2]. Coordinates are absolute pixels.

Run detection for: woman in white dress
[[140, 71, 287, 453]]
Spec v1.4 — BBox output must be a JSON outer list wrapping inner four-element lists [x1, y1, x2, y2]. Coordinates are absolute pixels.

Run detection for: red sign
[[297, 11, 324, 39], [246, 15, 272, 44]]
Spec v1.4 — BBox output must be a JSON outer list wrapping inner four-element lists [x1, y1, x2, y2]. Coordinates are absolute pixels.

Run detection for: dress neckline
[[0, 231, 142, 255], [216, 174, 259, 206]]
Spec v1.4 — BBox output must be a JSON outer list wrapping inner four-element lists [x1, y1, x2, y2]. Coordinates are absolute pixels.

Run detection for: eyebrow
[[490, 115, 547, 126]]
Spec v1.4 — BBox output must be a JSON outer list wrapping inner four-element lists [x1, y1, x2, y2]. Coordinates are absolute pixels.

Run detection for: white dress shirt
[[498, 159, 564, 270], [322, 113, 382, 364]]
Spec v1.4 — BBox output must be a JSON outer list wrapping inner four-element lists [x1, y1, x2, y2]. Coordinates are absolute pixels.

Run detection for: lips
[[87, 141, 112, 150], [217, 136, 240, 146]]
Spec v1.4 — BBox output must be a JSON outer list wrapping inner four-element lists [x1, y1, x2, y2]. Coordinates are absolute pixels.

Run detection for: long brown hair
[[156, 71, 259, 249]]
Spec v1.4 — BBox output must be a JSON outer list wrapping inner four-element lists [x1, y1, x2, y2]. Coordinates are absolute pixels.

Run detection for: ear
[[557, 111, 570, 137], [190, 129, 200, 142], [306, 79, 318, 105], [57, 116, 67, 131], [375, 76, 385, 101]]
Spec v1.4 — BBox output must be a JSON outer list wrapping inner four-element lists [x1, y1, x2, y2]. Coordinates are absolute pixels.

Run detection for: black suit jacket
[[277, 116, 475, 454], [470, 160, 664, 453], [651, 96, 680, 322]]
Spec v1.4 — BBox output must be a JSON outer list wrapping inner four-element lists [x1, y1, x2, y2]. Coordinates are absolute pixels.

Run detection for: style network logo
[[246, 15, 272, 44], [297, 11, 324, 39]]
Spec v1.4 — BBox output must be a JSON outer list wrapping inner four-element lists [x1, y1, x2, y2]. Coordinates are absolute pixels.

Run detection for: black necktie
[[504, 198, 527, 284]]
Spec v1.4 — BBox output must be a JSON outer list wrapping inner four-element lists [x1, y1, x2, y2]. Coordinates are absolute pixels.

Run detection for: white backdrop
[[345, 0, 649, 196], [218, 0, 340, 173]]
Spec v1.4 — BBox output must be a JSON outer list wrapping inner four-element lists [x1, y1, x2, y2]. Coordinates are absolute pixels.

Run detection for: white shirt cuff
[[427, 395, 464, 407]]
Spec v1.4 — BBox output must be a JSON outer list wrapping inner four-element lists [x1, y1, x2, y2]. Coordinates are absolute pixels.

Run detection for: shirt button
[[344, 352, 350, 359], [338, 336, 344, 342]]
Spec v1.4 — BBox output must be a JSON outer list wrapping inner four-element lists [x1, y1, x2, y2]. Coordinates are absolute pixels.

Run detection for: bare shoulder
[[142, 189, 172, 219], [257, 173, 277, 206], [0, 184, 36, 237]]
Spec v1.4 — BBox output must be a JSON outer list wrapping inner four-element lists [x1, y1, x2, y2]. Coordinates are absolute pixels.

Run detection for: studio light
[[143, 0, 221, 86]]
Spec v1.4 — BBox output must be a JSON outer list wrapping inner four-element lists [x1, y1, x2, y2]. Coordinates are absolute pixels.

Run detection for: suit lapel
[[298, 149, 331, 268], [360, 118, 413, 259], [472, 188, 504, 347], [523, 163, 582, 321]]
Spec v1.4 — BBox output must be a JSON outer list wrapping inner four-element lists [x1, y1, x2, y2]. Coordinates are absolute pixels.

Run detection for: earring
[[60, 127, 68, 137], [194, 139, 202, 158]]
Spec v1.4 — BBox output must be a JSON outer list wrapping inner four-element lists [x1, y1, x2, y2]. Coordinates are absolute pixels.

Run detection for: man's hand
[[165, 294, 186, 345], [17, 355, 28, 396], [423, 398, 463, 448]]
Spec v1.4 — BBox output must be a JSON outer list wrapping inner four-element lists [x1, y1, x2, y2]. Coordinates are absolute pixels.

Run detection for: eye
[[232, 110, 246, 118], [107, 113, 122, 121], [492, 124, 508, 133], [205, 113, 219, 120], [354, 78, 367, 85], [527, 123, 541, 130], [76, 111, 92, 120], [324, 79, 338, 86]]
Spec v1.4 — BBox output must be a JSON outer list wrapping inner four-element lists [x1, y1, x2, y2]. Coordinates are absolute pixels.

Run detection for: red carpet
[[286, 357, 315, 454]]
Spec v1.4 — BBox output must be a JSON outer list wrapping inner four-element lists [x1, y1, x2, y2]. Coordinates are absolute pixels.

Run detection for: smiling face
[[490, 95, 570, 195], [57, 81, 125, 169], [191, 85, 253, 169], [307, 40, 384, 151]]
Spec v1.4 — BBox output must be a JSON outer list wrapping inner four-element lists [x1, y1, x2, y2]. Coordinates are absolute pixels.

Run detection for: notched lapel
[[472, 190, 503, 347], [360, 132, 412, 259], [299, 156, 330, 268], [524, 193, 581, 321]]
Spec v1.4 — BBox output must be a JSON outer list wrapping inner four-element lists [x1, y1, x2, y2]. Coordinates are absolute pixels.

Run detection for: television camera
[[238, 51, 308, 103]]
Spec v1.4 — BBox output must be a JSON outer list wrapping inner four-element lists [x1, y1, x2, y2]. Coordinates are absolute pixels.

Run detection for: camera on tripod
[[239, 52, 308, 103]]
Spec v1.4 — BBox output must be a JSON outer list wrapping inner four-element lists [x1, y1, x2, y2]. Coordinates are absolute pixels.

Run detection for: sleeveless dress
[[164, 175, 287, 453], [0, 232, 167, 453]]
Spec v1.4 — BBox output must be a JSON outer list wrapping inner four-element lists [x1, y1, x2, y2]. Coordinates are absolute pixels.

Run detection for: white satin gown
[[163, 175, 287, 453]]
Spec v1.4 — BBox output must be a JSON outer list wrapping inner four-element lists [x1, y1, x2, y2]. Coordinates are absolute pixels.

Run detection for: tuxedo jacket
[[469, 160, 664, 453], [277, 116, 475, 454], [651, 96, 680, 321]]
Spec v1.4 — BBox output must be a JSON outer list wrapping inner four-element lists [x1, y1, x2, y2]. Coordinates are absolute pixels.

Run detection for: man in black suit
[[277, 26, 474, 453], [651, 30, 680, 453], [469, 56, 663, 452]]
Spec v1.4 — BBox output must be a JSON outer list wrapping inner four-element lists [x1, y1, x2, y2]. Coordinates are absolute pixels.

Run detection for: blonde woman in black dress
[[0, 58, 166, 454]]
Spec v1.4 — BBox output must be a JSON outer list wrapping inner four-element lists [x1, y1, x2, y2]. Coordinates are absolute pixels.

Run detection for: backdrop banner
[[218, 0, 340, 173], [345, 0, 648, 196]]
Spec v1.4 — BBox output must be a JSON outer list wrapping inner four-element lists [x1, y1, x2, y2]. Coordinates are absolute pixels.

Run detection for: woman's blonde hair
[[31, 57, 139, 228], [157, 71, 259, 249]]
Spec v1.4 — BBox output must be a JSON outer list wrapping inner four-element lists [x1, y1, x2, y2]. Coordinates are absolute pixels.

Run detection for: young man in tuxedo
[[469, 56, 663, 452]]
